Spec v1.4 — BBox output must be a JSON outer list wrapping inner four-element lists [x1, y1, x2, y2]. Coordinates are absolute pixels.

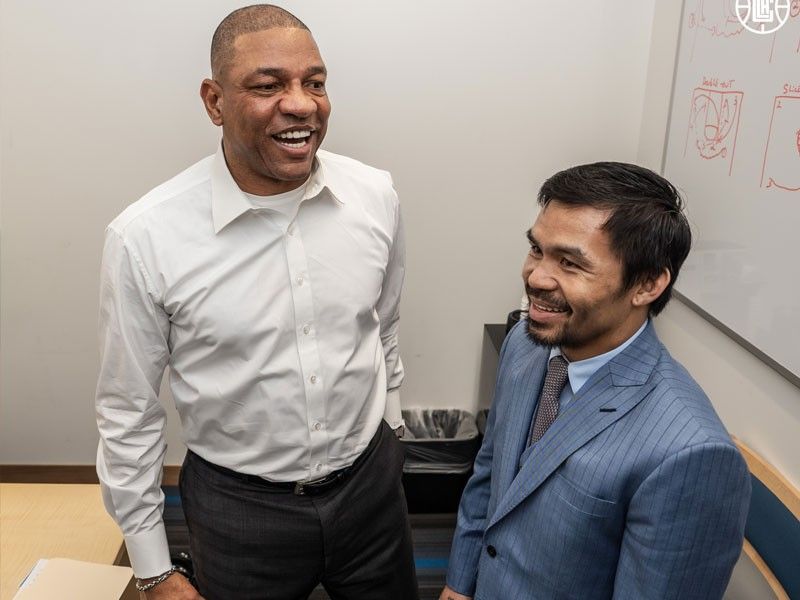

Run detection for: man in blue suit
[[441, 162, 751, 600]]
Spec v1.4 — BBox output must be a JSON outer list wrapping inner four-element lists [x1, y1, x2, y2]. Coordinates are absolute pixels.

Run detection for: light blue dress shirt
[[550, 319, 649, 409]]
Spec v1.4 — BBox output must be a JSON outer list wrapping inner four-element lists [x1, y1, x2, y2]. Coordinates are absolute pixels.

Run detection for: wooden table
[[0, 484, 124, 600]]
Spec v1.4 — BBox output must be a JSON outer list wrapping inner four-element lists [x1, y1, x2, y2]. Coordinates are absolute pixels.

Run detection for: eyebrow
[[253, 65, 327, 78], [526, 229, 591, 263]]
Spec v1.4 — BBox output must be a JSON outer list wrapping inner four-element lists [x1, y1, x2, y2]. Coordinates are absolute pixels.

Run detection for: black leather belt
[[191, 451, 353, 495], [189, 422, 384, 496]]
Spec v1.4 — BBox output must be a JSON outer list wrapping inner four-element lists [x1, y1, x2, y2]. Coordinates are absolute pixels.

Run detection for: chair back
[[733, 438, 800, 600]]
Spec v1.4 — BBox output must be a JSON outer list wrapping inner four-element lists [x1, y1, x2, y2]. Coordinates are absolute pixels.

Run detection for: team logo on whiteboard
[[735, 0, 791, 34]]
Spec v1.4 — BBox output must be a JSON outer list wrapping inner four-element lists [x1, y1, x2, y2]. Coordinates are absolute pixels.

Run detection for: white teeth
[[274, 130, 311, 148], [534, 302, 565, 313], [276, 130, 312, 139]]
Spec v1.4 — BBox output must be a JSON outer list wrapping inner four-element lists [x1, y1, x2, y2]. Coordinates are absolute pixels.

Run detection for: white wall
[[0, 1, 656, 464], [640, 0, 800, 488]]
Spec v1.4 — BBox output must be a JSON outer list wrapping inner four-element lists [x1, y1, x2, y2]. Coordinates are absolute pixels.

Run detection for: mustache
[[525, 286, 570, 311]]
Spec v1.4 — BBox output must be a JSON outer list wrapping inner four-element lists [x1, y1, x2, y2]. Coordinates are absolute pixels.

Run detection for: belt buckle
[[293, 474, 329, 496]]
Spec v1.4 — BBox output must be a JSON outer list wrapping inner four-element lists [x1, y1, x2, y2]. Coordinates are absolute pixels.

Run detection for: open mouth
[[528, 296, 571, 323], [530, 301, 569, 314], [529, 295, 570, 313], [273, 129, 313, 149]]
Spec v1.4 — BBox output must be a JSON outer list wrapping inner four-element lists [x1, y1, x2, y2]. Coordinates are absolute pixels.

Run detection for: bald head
[[211, 4, 310, 78]]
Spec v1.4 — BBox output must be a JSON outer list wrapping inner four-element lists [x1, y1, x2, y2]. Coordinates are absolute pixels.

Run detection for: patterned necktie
[[528, 355, 570, 445]]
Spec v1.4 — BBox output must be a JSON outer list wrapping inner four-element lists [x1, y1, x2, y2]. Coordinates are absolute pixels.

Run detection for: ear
[[200, 78, 224, 126], [631, 268, 671, 309]]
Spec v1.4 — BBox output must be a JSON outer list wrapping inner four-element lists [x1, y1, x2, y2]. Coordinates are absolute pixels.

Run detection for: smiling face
[[522, 201, 651, 361], [201, 27, 331, 195]]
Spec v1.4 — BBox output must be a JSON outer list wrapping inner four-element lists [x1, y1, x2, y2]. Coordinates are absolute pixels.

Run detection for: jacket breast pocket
[[551, 472, 616, 519]]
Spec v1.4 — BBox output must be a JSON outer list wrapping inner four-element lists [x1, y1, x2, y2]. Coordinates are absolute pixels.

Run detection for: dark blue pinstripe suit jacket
[[446, 321, 751, 599]]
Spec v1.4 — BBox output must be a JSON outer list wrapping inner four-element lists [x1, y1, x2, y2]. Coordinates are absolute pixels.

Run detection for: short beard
[[525, 315, 580, 349]]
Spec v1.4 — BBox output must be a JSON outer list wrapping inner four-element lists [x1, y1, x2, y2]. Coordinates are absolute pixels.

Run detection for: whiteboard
[[663, 0, 800, 382]]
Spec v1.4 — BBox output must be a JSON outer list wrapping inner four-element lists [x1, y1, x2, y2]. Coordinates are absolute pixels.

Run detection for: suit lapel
[[488, 322, 663, 529], [491, 344, 548, 498]]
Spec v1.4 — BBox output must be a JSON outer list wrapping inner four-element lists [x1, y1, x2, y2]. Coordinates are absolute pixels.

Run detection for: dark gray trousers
[[179, 421, 419, 600]]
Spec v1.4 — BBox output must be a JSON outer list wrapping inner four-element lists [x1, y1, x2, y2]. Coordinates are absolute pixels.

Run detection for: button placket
[[284, 222, 327, 473]]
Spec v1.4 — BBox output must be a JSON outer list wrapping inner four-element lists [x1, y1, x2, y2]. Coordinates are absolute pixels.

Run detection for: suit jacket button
[[486, 545, 497, 558]]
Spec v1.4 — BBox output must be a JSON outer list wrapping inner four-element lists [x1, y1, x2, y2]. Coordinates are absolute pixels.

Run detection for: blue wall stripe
[[415, 558, 449, 570]]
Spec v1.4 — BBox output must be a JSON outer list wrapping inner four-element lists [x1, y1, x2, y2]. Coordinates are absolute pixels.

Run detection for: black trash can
[[400, 409, 480, 513]]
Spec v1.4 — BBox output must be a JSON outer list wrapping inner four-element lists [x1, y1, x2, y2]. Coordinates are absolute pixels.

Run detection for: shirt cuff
[[383, 388, 404, 429], [124, 523, 172, 578]]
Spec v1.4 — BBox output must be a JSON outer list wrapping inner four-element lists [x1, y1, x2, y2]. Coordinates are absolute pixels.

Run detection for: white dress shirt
[[95, 145, 405, 577]]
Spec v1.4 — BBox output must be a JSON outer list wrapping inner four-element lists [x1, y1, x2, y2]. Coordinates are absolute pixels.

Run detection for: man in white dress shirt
[[95, 5, 417, 599]]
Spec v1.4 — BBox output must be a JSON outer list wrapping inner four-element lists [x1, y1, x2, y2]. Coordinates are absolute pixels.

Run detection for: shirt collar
[[549, 319, 649, 394], [211, 144, 342, 234]]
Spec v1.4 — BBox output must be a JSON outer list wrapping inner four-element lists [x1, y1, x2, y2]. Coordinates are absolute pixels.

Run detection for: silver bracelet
[[135, 565, 177, 592]]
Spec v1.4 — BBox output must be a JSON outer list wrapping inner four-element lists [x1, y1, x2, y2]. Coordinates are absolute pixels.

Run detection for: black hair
[[537, 162, 691, 316]]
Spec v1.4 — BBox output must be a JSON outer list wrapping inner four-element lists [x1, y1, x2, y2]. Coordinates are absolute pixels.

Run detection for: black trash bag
[[400, 409, 480, 474], [400, 409, 481, 513]]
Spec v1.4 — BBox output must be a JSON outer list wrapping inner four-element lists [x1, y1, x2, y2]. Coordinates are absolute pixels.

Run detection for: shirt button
[[296, 276, 304, 286], [303, 324, 311, 335], [310, 375, 317, 384], [287, 225, 295, 236], [313, 422, 322, 431], [486, 545, 497, 558], [315, 463, 322, 471]]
